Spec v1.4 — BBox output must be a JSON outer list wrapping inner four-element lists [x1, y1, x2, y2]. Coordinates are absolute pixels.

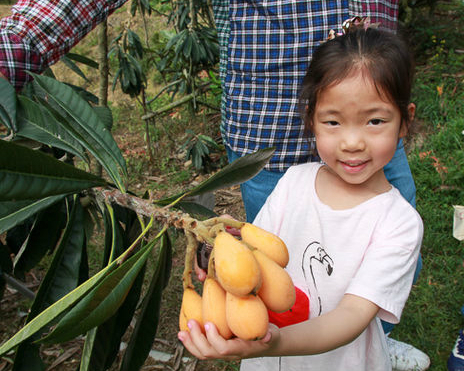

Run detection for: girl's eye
[[324, 121, 339, 127], [368, 119, 385, 126]]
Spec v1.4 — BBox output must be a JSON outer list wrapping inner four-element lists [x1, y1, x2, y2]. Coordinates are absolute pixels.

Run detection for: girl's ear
[[399, 103, 416, 138]]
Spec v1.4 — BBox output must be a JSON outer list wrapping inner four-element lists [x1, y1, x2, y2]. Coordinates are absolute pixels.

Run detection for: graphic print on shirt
[[302, 241, 334, 316]]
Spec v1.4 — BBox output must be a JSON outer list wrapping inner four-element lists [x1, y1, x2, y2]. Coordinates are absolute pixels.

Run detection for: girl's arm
[[178, 293, 379, 360]]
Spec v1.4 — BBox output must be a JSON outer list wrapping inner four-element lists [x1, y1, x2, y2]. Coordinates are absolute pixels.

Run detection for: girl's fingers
[[179, 320, 223, 360], [179, 321, 277, 361], [195, 321, 240, 360], [203, 322, 273, 359], [203, 322, 240, 358], [178, 330, 204, 359]]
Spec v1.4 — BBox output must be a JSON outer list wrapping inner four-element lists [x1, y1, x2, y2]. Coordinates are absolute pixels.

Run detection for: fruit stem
[[203, 217, 245, 230], [182, 231, 197, 290], [208, 223, 225, 238]]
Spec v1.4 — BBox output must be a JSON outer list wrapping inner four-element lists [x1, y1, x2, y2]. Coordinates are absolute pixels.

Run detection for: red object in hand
[[268, 286, 310, 328]]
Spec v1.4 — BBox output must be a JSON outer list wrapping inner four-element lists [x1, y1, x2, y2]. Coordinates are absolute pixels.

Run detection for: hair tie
[[322, 16, 380, 43]]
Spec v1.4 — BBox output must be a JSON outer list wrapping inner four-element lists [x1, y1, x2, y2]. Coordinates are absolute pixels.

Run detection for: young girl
[[178, 24, 422, 371]]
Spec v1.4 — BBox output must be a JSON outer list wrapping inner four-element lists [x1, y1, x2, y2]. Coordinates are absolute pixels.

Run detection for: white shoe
[[386, 336, 431, 371]]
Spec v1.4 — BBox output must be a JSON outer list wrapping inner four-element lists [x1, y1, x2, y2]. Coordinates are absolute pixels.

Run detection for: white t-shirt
[[240, 162, 423, 371]]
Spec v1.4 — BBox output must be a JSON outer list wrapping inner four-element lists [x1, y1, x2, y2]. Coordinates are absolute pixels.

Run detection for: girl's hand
[[178, 320, 280, 360]]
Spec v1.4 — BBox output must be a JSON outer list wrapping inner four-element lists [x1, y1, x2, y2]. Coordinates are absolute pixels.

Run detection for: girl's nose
[[340, 129, 366, 151]]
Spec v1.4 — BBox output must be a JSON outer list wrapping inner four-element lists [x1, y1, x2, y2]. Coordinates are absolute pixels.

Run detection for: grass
[[391, 2, 464, 369]]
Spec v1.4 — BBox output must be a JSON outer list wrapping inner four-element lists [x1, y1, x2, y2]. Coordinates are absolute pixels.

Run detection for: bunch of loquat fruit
[[179, 223, 296, 340]]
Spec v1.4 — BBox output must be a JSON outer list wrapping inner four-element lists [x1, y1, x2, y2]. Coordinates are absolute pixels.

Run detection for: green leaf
[[65, 83, 99, 105], [11, 342, 45, 371], [0, 242, 12, 300], [79, 328, 99, 371], [130, 0, 138, 16], [199, 134, 220, 149], [0, 195, 66, 234], [29, 196, 85, 311], [156, 147, 275, 205], [13, 199, 66, 275], [30, 73, 127, 190], [112, 68, 122, 92], [0, 77, 17, 132], [40, 238, 157, 345], [61, 55, 90, 82], [165, 30, 183, 51], [190, 40, 200, 64], [183, 34, 193, 58], [92, 106, 113, 131], [80, 263, 145, 371], [11, 189, 85, 371], [0, 243, 13, 275], [176, 200, 217, 220], [79, 204, 144, 370], [0, 219, 153, 356], [127, 30, 143, 59], [0, 254, 114, 356], [16, 96, 87, 161], [0, 139, 106, 202], [120, 233, 172, 371], [192, 146, 203, 169], [65, 53, 99, 69], [10, 196, 86, 370]]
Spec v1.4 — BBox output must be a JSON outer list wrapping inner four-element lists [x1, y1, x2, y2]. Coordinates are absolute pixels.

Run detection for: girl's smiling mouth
[[339, 160, 369, 173]]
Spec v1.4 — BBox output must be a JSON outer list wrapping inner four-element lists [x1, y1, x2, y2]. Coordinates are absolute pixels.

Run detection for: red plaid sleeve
[[0, 0, 128, 90]]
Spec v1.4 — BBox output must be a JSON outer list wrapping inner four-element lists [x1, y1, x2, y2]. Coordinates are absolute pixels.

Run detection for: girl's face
[[312, 71, 413, 189]]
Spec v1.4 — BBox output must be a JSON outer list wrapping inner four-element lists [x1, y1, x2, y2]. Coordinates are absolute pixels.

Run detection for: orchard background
[[0, 0, 463, 370]]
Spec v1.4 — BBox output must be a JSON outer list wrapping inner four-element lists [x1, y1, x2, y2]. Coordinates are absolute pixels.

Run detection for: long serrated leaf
[[30, 74, 127, 190], [16, 96, 86, 161], [39, 238, 156, 345], [0, 78, 17, 132], [0, 195, 65, 234], [0, 139, 106, 202], [120, 232, 172, 371], [156, 147, 275, 205]]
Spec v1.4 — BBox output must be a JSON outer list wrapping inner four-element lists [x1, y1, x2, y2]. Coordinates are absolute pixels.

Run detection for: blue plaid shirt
[[213, 0, 399, 171]]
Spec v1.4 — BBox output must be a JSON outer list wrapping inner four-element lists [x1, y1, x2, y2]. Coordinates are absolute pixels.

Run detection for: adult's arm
[[0, 0, 128, 90]]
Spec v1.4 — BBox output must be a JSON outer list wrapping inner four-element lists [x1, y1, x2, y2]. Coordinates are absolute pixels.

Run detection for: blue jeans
[[227, 139, 422, 334]]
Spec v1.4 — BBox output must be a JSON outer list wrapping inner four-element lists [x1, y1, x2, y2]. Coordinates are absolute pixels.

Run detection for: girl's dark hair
[[300, 27, 415, 135]]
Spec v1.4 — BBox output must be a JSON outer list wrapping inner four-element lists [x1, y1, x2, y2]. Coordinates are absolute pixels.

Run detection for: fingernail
[[204, 323, 210, 332], [178, 333, 185, 342], [187, 321, 193, 329]]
